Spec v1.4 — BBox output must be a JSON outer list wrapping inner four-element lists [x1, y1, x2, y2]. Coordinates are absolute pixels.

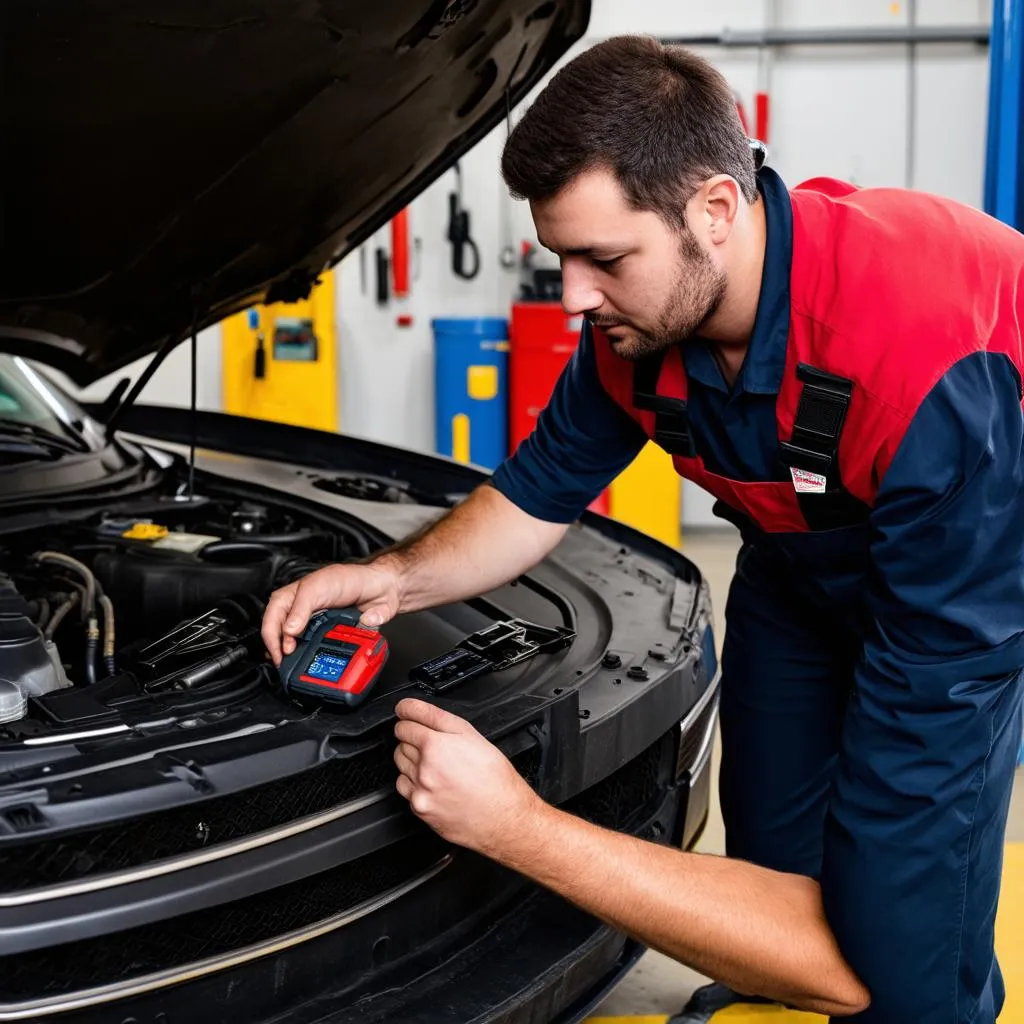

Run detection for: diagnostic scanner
[[278, 607, 388, 709]]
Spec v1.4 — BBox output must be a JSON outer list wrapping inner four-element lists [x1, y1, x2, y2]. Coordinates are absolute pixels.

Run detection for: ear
[[698, 175, 741, 245]]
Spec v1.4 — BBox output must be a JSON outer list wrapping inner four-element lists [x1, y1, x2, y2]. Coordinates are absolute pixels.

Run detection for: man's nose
[[560, 262, 603, 316]]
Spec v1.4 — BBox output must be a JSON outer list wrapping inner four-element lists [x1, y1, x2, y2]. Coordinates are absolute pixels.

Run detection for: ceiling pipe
[[658, 25, 990, 48]]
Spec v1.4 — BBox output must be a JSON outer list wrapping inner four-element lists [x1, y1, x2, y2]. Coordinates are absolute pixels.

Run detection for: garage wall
[[59, 0, 993, 525], [336, 0, 993, 523]]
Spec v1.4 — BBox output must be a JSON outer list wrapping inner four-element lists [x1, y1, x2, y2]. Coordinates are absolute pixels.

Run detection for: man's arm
[[376, 482, 571, 614], [381, 320, 649, 612], [262, 324, 646, 662], [392, 698, 870, 1017], [504, 796, 870, 1017]]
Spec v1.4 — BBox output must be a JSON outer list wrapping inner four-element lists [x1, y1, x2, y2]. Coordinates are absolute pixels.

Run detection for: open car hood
[[0, 0, 588, 385]]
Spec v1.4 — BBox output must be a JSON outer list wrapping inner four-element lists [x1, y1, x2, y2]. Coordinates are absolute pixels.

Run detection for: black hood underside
[[0, 0, 588, 384]]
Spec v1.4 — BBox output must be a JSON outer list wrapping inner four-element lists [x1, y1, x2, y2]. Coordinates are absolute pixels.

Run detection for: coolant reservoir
[[0, 679, 26, 723]]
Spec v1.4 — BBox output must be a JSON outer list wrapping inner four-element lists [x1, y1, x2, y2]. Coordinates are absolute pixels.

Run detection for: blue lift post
[[983, 0, 1024, 765], [984, 0, 1023, 231]]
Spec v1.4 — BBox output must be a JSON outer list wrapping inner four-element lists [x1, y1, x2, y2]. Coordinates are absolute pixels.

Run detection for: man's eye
[[593, 255, 623, 270]]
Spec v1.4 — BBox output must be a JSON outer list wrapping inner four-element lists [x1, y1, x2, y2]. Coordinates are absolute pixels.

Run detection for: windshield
[[0, 355, 86, 435]]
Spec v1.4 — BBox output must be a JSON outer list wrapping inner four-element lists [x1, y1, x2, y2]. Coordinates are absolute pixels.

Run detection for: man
[[262, 35, 1024, 1023]]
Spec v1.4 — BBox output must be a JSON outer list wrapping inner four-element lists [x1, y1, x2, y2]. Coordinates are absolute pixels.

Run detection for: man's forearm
[[375, 484, 570, 615], [494, 802, 870, 1017]]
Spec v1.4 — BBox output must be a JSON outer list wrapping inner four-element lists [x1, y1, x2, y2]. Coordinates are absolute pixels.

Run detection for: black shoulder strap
[[778, 363, 871, 530], [632, 352, 697, 458]]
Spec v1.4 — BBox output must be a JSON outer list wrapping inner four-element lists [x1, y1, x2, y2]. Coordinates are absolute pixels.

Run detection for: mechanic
[[262, 35, 1024, 1023]]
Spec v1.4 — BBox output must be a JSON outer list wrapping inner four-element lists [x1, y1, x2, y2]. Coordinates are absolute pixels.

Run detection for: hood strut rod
[[187, 293, 198, 500], [102, 330, 181, 441]]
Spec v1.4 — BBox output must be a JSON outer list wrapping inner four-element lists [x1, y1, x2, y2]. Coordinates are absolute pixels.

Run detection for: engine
[[0, 496, 358, 727]]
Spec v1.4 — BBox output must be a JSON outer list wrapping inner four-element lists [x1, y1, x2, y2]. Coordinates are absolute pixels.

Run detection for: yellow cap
[[122, 522, 169, 541]]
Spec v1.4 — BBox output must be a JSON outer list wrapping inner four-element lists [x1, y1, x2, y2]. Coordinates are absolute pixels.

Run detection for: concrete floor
[[589, 527, 1024, 1019]]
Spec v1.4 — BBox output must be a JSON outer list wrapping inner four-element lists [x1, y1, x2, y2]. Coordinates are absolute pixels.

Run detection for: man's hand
[[393, 698, 541, 857], [261, 560, 401, 666], [391, 701, 869, 1017]]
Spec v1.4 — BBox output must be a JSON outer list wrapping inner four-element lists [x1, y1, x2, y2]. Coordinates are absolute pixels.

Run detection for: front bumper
[[13, 687, 718, 1024]]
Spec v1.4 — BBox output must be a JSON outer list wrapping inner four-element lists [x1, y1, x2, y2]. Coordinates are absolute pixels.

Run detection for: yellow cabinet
[[221, 273, 338, 432]]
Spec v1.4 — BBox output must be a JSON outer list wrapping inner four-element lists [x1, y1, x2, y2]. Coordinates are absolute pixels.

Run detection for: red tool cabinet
[[508, 301, 609, 515]]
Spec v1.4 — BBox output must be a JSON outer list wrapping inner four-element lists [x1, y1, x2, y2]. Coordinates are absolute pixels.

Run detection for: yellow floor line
[[587, 842, 1024, 1024], [586, 1017, 669, 1024]]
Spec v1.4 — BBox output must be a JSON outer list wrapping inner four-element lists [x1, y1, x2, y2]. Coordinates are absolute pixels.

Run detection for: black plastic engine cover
[[89, 546, 276, 641]]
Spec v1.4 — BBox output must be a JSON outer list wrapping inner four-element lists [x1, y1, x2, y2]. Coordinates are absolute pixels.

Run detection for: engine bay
[[0, 493, 363, 736]]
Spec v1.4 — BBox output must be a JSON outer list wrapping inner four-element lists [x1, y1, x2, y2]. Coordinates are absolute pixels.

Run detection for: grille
[[0, 737, 653, 1009], [677, 689, 719, 778], [0, 835, 450, 1002], [565, 730, 670, 830], [1, 737, 543, 897], [0, 744, 396, 894]]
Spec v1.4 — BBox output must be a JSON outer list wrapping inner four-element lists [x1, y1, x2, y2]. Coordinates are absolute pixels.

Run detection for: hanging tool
[[755, 91, 770, 144], [391, 207, 414, 327], [446, 162, 480, 280], [375, 247, 389, 305], [391, 208, 410, 298], [248, 307, 267, 380], [498, 87, 517, 270]]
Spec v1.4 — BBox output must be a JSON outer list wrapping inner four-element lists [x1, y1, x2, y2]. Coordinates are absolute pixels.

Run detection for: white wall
[[335, 124, 524, 450], [61, 0, 993, 526], [50, 326, 222, 412]]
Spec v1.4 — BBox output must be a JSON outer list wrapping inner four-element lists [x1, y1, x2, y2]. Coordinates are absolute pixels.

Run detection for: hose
[[32, 597, 50, 633], [163, 669, 266, 711], [44, 591, 80, 641], [34, 552, 96, 617], [98, 594, 116, 677], [84, 616, 99, 685], [198, 541, 274, 561], [226, 529, 322, 546], [273, 558, 329, 587], [34, 552, 110, 685]]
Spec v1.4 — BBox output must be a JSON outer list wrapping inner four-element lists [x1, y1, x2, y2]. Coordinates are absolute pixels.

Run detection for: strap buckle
[[633, 353, 697, 458], [778, 364, 871, 530], [778, 364, 853, 475]]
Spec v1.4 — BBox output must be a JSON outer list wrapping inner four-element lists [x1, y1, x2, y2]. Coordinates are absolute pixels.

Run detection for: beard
[[586, 229, 727, 361]]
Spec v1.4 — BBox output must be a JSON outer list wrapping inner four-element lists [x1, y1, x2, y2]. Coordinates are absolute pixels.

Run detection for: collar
[[683, 164, 793, 396]]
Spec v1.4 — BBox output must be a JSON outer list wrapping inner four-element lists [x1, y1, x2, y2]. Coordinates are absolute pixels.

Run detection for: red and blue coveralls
[[491, 165, 1024, 1022]]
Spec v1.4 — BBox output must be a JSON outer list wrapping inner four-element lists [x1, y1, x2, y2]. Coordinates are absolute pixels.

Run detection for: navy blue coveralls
[[490, 168, 1024, 1022]]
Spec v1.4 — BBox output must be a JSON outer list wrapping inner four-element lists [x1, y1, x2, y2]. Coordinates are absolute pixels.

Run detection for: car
[[0, 3, 720, 1023]]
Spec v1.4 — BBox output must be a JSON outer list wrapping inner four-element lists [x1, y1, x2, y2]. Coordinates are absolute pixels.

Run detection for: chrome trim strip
[[0, 788, 392, 907], [688, 689, 720, 779], [677, 669, 721, 778], [22, 724, 129, 745], [678, 669, 721, 742], [0, 854, 452, 1020]]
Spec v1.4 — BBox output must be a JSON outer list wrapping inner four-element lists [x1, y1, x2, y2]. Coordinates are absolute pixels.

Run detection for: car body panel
[[0, 0, 591, 385], [0, 401, 718, 1022]]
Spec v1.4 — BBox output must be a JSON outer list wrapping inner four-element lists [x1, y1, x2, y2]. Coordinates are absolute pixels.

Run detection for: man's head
[[502, 35, 759, 360]]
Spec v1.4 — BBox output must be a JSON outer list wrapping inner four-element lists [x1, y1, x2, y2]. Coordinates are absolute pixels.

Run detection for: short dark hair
[[501, 35, 758, 226]]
